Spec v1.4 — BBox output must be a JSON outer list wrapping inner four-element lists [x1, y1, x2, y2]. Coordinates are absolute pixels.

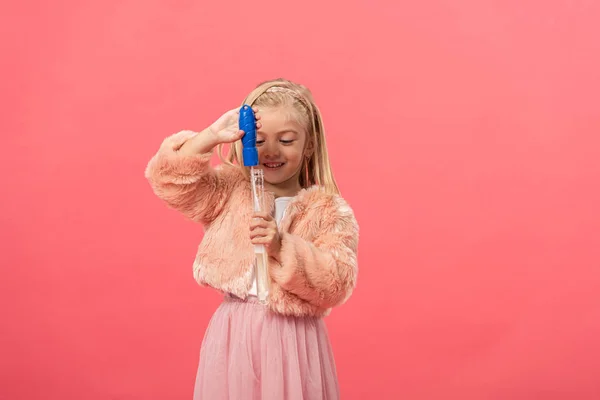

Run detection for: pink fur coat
[[145, 130, 359, 317]]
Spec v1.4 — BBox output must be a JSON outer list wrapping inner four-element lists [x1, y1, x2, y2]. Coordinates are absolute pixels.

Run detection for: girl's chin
[[263, 171, 294, 185]]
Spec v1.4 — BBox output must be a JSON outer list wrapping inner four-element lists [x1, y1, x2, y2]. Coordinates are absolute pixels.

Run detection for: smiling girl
[[145, 78, 359, 400]]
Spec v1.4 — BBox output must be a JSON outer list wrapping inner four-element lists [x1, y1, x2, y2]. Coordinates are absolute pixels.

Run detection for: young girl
[[145, 78, 359, 400]]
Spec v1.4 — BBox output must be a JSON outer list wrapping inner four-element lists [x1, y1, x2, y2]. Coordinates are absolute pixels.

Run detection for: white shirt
[[248, 197, 292, 296]]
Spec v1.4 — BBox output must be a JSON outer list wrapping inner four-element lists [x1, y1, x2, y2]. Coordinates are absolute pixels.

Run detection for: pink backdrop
[[2, 1, 600, 399]]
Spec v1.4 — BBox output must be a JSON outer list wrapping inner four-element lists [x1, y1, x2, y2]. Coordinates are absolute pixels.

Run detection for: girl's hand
[[209, 106, 262, 144], [249, 212, 281, 261], [178, 106, 261, 156]]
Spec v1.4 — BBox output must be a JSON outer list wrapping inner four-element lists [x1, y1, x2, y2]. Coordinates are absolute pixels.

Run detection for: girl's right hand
[[177, 107, 261, 156], [209, 107, 262, 144]]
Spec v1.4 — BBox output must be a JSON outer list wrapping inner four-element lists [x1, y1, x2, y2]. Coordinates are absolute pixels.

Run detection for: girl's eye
[[256, 140, 265, 145], [280, 140, 294, 145]]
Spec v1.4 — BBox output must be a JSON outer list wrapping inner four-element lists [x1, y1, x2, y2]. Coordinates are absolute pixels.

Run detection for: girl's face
[[256, 107, 310, 195]]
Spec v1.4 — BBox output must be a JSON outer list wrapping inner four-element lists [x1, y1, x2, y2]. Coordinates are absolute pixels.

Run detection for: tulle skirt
[[193, 295, 340, 400]]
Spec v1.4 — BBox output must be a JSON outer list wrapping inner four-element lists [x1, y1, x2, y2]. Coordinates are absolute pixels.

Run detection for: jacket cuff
[[145, 131, 214, 186], [270, 233, 339, 307]]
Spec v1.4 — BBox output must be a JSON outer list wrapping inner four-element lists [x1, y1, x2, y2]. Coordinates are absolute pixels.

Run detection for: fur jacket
[[144, 130, 359, 317]]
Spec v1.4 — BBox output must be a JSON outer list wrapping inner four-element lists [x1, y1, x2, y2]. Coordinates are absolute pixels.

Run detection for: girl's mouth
[[263, 163, 284, 169]]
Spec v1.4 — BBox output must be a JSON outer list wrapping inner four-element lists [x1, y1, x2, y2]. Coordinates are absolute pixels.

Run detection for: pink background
[[2, 0, 600, 399]]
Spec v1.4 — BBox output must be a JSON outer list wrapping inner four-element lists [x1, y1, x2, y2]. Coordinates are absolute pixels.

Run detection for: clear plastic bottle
[[251, 167, 270, 304]]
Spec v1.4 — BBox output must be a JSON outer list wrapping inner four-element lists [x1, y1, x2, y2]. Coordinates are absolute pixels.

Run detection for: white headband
[[265, 86, 311, 111]]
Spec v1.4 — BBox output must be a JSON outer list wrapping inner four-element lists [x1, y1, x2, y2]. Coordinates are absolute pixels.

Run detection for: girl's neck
[[266, 178, 302, 199]]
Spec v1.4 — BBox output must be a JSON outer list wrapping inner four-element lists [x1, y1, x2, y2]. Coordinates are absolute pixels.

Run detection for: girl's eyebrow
[[258, 129, 299, 135], [276, 129, 299, 135]]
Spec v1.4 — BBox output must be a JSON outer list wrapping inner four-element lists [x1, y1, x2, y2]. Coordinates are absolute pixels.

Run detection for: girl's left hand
[[249, 212, 281, 261]]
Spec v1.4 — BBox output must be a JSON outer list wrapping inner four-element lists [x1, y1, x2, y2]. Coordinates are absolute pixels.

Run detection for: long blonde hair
[[218, 78, 340, 195]]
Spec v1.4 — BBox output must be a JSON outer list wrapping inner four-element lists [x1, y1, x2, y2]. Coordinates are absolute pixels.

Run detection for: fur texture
[[145, 130, 359, 317]]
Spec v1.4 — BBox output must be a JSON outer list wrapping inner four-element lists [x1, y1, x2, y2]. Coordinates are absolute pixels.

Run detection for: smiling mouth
[[263, 163, 285, 169]]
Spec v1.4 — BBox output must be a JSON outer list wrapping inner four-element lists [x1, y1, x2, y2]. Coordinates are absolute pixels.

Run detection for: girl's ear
[[304, 138, 315, 158]]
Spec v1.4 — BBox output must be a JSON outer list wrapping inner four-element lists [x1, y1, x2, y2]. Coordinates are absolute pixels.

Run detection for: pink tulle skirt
[[193, 295, 340, 400]]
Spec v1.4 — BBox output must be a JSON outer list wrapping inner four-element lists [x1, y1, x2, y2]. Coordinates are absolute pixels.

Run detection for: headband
[[265, 86, 311, 111]]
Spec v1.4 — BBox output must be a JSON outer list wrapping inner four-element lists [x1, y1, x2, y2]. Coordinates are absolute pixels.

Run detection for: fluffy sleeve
[[144, 130, 242, 225], [270, 197, 359, 309]]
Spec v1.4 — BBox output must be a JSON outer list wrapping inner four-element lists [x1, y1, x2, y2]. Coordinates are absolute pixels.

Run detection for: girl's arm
[[144, 108, 252, 225], [270, 197, 359, 309]]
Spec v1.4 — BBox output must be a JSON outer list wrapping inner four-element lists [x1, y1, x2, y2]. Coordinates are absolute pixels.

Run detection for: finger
[[220, 129, 244, 143], [249, 228, 269, 239], [252, 211, 273, 221], [250, 212, 272, 226], [249, 218, 269, 229], [251, 236, 271, 245], [256, 122, 262, 129], [226, 108, 240, 117]]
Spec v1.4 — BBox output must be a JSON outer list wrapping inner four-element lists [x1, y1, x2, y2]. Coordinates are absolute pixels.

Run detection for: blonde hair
[[218, 78, 340, 195]]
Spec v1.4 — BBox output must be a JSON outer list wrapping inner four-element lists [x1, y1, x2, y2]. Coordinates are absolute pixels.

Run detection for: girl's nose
[[261, 141, 280, 159]]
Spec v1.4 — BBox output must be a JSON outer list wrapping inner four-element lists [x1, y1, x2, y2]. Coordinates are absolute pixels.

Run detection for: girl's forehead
[[258, 108, 305, 134], [258, 106, 295, 120]]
